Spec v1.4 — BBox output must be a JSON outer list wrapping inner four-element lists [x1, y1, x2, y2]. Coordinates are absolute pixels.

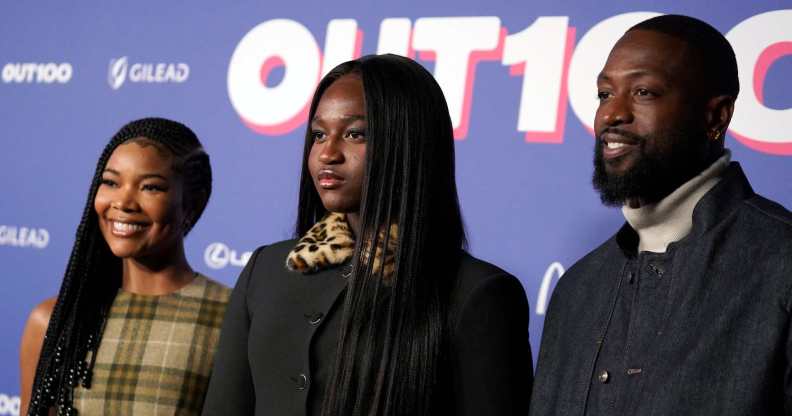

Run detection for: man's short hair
[[629, 14, 739, 99]]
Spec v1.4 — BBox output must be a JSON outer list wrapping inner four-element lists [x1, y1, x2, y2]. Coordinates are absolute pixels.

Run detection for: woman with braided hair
[[19, 117, 231, 415]]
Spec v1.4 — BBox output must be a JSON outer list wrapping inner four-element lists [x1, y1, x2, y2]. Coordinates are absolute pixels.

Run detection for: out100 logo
[[227, 10, 792, 155]]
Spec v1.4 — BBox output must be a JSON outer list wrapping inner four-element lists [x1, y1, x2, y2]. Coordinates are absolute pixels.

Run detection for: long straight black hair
[[27, 118, 212, 416], [296, 54, 466, 416]]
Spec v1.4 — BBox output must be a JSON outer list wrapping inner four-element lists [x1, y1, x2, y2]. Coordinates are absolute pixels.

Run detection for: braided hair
[[27, 117, 212, 416]]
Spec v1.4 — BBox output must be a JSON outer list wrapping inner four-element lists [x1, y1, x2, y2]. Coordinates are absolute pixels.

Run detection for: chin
[[605, 153, 639, 172], [105, 242, 142, 259], [319, 198, 358, 214]]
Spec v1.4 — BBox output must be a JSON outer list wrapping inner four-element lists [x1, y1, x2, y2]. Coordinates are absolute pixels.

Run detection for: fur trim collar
[[286, 213, 398, 278], [286, 213, 355, 273]]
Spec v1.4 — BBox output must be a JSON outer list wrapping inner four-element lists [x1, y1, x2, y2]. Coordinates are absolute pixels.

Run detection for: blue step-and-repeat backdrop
[[2, 1, 790, 414]]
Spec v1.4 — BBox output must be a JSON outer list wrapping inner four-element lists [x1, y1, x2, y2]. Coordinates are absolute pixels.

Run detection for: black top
[[202, 241, 533, 416]]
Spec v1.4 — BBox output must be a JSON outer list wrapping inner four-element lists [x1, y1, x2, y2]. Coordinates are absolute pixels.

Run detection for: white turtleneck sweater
[[622, 150, 732, 253]]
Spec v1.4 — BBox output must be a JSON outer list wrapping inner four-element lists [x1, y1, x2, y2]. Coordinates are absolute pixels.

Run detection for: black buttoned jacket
[[202, 241, 533, 416], [529, 163, 792, 416]]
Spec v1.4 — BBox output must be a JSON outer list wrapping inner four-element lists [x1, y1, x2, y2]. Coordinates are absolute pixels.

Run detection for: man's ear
[[705, 95, 735, 142]]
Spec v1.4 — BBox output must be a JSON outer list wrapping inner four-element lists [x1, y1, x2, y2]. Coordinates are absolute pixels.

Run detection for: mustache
[[597, 127, 646, 143]]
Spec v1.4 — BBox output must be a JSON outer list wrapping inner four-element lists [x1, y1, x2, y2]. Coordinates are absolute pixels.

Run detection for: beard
[[592, 126, 710, 207]]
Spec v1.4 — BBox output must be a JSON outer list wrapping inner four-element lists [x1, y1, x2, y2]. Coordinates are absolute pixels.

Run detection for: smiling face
[[94, 139, 186, 261], [308, 74, 367, 214], [593, 29, 712, 206]]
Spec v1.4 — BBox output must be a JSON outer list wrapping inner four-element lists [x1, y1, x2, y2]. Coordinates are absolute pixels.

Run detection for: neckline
[[118, 273, 203, 298]]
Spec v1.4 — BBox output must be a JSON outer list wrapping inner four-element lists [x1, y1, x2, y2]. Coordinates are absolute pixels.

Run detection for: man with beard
[[530, 14, 792, 416]]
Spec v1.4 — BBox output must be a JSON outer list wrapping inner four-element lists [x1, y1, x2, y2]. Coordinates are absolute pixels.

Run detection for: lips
[[317, 169, 345, 189], [599, 131, 640, 161], [108, 220, 149, 237]]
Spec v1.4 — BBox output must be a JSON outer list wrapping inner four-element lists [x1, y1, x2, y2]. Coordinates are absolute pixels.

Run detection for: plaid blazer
[[72, 274, 231, 415]]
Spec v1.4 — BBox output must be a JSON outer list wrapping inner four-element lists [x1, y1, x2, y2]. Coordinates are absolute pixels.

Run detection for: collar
[[286, 213, 398, 278], [616, 158, 755, 255], [622, 150, 731, 253], [286, 213, 355, 273]]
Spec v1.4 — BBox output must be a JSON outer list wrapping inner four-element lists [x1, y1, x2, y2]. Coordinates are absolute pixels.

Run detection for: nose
[[111, 186, 140, 212], [318, 136, 344, 164], [599, 93, 634, 127]]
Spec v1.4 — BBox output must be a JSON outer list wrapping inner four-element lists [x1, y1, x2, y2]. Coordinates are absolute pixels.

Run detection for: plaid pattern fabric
[[72, 274, 231, 415]]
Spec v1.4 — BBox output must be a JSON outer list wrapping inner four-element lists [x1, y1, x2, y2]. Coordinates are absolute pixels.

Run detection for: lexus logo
[[204, 242, 252, 269]]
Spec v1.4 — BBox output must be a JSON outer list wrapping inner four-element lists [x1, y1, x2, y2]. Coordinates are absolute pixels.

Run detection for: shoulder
[[454, 252, 520, 289], [247, 239, 300, 270], [449, 253, 530, 339], [231, 239, 301, 292], [196, 274, 233, 303], [20, 297, 57, 415], [21, 297, 57, 354], [26, 297, 56, 333], [742, 193, 792, 234], [451, 252, 528, 315]]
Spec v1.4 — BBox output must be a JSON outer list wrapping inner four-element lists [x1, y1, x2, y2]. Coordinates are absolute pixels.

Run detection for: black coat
[[530, 163, 792, 416], [202, 240, 533, 416]]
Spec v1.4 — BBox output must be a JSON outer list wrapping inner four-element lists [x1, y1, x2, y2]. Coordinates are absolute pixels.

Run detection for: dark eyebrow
[[140, 173, 169, 181], [598, 69, 659, 83], [102, 169, 168, 181], [311, 115, 367, 123]]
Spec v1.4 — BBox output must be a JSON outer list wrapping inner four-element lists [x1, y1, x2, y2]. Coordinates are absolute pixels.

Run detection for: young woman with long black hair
[[202, 54, 532, 416], [20, 118, 231, 415]]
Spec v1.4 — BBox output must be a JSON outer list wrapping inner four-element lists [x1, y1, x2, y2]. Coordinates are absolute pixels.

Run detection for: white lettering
[[58, 63, 72, 82], [1, 63, 13, 82], [536, 261, 565, 315], [412, 16, 502, 138], [727, 10, 792, 155], [1, 63, 72, 84], [204, 243, 252, 269], [22, 63, 35, 82], [108, 58, 188, 89], [376, 18, 412, 56], [503, 16, 571, 142], [322, 19, 361, 77], [176, 63, 189, 81], [0, 394, 20, 416], [129, 63, 143, 82], [0, 225, 50, 249], [568, 12, 661, 134], [228, 19, 321, 135], [224, 12, 792, 157]]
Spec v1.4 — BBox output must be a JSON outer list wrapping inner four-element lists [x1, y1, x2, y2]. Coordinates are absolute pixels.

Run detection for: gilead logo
[[0, 225, 49, 249], [108, 56, 189, 90], [2, 63, 72, 84], [228, 10, 792, 155]]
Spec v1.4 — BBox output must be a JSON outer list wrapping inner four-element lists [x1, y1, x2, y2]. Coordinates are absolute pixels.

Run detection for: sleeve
[[450, 273, 533, 416], [202, 247, 263, 416], [785, 296, 792, 415]]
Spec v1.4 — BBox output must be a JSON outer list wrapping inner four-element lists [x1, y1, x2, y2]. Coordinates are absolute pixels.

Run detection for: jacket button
[[341, 265, 353, 279], [291, 373, 309, 390], [598, 370, 610, 384], [305, 312, 324, 326]]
